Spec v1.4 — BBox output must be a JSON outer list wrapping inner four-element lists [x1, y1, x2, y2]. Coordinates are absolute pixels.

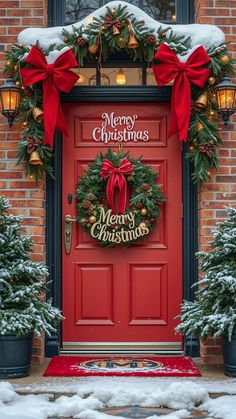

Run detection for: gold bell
[[32, 107, 44, 123], [195, 93, 208, 109], [88, 42, 99, 54], [112, 26, 120, 36], [127, 32, 139, 49], [29, 150, 42, 166]]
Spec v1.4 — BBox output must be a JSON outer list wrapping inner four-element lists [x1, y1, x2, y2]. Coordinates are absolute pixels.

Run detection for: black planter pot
[[223, 327, 236, 377], [0, 334, 33, 379]]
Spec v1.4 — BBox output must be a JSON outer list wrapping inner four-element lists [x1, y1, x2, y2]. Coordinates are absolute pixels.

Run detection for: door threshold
[[60, 350, 184, 356]]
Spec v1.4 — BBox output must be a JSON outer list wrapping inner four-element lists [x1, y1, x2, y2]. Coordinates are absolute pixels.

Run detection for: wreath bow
[[153, 44, 211, 141], [20, 46, 79, 147], [100, 158, 133, 214], [104, 14, 123, 30]]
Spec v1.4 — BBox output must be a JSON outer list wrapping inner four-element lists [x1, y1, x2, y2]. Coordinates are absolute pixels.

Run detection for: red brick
[[7, 9, 32, 16], [0, 1, 19, 7]]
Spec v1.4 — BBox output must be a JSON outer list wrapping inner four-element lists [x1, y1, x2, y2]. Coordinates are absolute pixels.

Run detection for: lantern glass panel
[[216, 89, 236, 111], [0, 89, 21, 111]]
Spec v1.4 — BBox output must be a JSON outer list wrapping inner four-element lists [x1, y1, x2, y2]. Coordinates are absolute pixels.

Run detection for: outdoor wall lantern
[[215, 76, 236, 126], [0, 75, 22, 128]]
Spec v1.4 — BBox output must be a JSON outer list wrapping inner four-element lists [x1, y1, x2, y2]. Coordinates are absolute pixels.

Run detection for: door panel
[[62, 102, 182, 350]]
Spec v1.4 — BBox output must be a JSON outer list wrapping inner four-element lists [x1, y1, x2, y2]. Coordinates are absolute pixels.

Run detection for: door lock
[[64, 215, 77, 254]]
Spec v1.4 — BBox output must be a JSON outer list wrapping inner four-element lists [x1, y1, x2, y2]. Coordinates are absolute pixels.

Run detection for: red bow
[[153, 44, 211, 141], [100, 158, 133, 214], [20, 46, 79, 147]]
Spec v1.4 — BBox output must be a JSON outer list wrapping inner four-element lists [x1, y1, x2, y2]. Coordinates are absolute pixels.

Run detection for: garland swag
[[3, 4, 235, 183], [76, 149, 165, 247]]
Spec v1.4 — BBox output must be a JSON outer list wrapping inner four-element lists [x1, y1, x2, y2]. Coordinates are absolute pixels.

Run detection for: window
[[65, 0, 176, 25]]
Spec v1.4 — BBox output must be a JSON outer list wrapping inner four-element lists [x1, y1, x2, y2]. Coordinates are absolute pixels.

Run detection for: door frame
[[45, 85, 199, 357]]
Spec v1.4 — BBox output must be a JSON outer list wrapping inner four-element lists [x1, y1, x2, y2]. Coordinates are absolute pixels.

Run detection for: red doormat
[[43, 356, 201, 377]]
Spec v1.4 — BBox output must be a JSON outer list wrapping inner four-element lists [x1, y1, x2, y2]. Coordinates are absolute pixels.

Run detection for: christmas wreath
[[76, 149, 165, 247]]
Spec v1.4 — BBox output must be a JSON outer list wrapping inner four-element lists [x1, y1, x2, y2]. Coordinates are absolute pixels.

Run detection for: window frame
[[48, 0, 194, 27]]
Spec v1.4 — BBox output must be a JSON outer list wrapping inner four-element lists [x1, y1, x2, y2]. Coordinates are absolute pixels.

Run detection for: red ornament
[[20, 46, 79, 147], [77, 37, 87, 46], [153, 44, 211, 142], [100, 158, 133, 214]]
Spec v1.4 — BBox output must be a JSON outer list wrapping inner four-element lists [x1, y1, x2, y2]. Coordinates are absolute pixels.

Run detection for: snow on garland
[[76, 149, 165, 247], [3, 1, 235, 182]]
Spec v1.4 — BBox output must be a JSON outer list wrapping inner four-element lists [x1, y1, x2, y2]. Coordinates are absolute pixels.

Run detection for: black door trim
[[45, 86, 199, 357]]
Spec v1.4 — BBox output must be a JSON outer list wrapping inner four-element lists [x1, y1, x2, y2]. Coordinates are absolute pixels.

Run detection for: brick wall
[[195, 0, 236, 365], [0, 0, 47, 364]]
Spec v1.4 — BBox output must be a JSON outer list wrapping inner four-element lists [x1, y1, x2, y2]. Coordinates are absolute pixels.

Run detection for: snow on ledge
[[17, 0, 225, 53]]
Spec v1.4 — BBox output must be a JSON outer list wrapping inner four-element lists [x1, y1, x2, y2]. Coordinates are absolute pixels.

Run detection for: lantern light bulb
[[116, 68, 127, 85], [77, 72, 85, 84]]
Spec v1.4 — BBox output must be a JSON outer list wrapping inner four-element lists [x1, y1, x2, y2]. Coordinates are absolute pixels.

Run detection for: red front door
[[62, 102, 182, 351]]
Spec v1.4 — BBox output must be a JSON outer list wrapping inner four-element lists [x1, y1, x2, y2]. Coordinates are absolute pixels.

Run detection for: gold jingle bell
[[220, 55, 230, 65], [207, 76, 216, 86], [208, 109, 217, 121], [112, 26, 120, 36], [140, 208, 148, 216], [139, 222, 147, 230], [88, 215, 97, 224], [29, 150, 42, 166], [32, 107, 44, 123], [195, 93, 208, 109], [128, 32, 139, 49], [117, 36, 126, 48]]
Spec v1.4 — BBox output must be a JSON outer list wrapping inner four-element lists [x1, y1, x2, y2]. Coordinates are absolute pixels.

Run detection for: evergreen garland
[[2, 4, 235, 183], [0, 197, 63, 336], [76, 149, 165, 247], [176, 207, 236, 341]]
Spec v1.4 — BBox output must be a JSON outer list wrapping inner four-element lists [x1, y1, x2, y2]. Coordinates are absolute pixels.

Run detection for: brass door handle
[[64, 215, 77, 254]]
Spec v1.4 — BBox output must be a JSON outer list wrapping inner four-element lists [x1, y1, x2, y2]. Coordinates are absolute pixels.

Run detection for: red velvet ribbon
[[153, 44, 211, 141], [20, 46, 79, 147], [100, 158, 133, 214]]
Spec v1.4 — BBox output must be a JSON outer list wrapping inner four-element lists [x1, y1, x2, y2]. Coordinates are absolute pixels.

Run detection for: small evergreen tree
[[177, 207, 236, 341], [0, 197, 63, 336]]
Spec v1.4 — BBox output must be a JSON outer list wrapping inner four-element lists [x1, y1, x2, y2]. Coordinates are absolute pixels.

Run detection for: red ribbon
[[20, 46, 79, 147], [153, 44, 211, 141], [100, 158, 133, 214]]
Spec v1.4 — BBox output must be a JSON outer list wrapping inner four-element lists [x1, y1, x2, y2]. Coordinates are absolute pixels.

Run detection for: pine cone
[[147, 35, 156, 45], [34, 138, 43, 148], [87, 192, 95, 201], [141, 183, 150, 191], [77, 37, 87, 46], [82, 200, 92, 209], [27, 137, 35, 155]]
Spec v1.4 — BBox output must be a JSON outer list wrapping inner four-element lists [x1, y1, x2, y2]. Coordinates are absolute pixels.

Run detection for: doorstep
[[7, 357, 228, 389]]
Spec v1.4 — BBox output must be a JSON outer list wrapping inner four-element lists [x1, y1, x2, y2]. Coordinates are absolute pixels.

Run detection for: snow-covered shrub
[[0, 197, 63, 336], [176, 207, 236, 341]]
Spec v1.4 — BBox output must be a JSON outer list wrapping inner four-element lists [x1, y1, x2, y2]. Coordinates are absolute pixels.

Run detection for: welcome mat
[[44, 356, 201, 377]]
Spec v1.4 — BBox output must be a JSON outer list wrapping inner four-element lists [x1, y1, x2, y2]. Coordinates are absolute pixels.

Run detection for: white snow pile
[[0, 380, 207, 419], [201, 395, 236, 419], [0, 379, 235, 419], [17, 0, 224, 52]]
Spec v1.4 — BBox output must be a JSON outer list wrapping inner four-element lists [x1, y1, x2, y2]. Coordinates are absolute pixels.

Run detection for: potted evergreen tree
[[0, 197, 63, 378], [176, 207, 236, 377]]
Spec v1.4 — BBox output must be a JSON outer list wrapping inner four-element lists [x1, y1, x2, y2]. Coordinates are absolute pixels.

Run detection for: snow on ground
[[17, 0, 225, 52], [0, 378, 236, 418], [15, 376, 236, 395]]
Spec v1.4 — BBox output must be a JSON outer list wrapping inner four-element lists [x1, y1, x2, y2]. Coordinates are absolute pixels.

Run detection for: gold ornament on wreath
[[76, 150, 165, 247]]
